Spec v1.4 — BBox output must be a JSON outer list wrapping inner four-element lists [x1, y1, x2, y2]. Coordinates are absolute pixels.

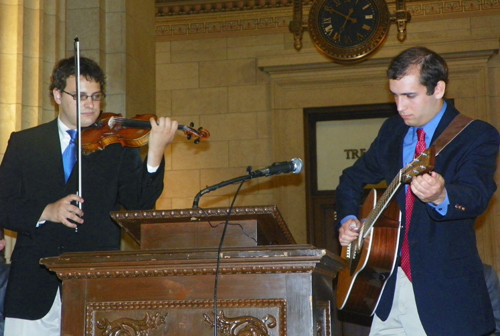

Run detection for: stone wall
[[154, 0, 500, 268]]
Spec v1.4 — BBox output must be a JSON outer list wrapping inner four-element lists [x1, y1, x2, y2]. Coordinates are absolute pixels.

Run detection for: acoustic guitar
[[336, 146, 436, 316]]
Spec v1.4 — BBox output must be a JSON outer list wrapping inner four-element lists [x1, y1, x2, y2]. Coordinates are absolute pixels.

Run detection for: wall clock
[[307, 0, 391, 62]]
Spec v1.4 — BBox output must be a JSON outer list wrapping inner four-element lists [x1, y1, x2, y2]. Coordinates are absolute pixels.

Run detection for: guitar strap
[[431, 114, 474, 156]]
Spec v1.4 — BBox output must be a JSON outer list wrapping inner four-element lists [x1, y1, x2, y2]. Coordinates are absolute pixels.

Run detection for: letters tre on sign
[[344, 148, 367, 160]]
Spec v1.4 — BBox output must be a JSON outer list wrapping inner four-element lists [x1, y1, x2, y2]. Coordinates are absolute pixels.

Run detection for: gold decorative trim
[[155, 0, 309, 16], [155, 0, 498, 40]]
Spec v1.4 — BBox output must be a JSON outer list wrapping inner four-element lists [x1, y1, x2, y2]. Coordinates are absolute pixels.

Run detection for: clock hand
[[325, 6, 358, 23], [333, 18, 348, 41], [333, 8, 356, 41]]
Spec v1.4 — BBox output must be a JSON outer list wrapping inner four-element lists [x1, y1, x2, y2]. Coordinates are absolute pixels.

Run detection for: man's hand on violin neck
[[147, 117, 178, 168]]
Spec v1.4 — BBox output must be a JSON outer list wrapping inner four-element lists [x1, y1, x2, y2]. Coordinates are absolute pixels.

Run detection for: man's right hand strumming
[[338, 218, 361, 246]]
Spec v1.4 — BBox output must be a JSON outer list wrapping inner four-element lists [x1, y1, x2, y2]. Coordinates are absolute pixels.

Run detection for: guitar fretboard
[[362, 171, 403, 239], [361, 148, 434, 239]]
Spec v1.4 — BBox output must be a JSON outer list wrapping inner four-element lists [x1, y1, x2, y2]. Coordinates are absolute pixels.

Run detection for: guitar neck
[[362, 173, 403, 238], [360, 147, 435, 238]]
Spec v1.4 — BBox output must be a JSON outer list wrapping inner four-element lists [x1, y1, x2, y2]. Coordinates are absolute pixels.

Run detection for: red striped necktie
[[401, 128, 426, 282]]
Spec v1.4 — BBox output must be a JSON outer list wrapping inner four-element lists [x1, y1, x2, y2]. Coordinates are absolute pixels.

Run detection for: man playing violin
[[0, 56, 178, 336]]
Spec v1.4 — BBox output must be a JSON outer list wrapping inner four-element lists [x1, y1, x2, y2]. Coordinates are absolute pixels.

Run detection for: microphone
[[249, 158, 303, 178], [192, 158, 304, 208]]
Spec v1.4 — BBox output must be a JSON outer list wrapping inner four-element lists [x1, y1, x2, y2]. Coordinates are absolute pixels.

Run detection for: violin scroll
[[180, 122, 210, 144]]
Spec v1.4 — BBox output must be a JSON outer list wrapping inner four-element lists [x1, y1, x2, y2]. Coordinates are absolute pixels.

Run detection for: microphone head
[[291, 158, 303, 174]]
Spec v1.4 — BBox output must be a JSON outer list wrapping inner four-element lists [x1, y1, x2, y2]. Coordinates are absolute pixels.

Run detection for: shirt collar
[[413, 101, 447, 144], [57, 117, 74, 146]]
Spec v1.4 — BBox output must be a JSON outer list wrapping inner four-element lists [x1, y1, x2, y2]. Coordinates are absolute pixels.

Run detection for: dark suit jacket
[[0, 119, 165, 320], [336, 102, 499, 336]]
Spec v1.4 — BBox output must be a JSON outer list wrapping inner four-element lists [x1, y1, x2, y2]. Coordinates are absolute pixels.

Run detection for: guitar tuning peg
[[189, 122, 194, 127], [194, 139, 200, 144]]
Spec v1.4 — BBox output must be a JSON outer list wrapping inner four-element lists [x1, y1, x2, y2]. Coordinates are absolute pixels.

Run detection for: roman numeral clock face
[[308, 0, 390, 62]]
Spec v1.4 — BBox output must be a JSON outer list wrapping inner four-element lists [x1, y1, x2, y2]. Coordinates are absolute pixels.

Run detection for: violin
[[81, 113, 210, 154]]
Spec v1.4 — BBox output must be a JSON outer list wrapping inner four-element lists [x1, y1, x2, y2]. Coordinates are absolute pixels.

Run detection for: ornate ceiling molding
[[155, 0, 310, 16], [155, 0, 499, 41]]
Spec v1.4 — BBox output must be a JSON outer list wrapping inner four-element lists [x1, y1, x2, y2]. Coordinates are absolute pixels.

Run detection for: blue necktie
[[62, 130, 77, 182]]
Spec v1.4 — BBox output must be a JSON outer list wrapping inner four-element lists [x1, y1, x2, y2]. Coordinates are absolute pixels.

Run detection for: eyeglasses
[[62, 90, 106, 101]]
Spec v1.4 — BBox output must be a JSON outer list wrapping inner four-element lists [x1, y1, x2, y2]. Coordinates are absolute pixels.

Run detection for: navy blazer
[[0, 119, 165, 320], [336, 102, 499, 335]]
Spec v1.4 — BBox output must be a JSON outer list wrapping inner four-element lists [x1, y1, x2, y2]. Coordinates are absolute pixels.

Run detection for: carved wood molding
[[94, 312, 168, 336], [87, 298, 287, 336], [316, 300, 332, 336], [56, 264, 318, 280], [42, 245, 344, 281], [204, 310, 278, 335]]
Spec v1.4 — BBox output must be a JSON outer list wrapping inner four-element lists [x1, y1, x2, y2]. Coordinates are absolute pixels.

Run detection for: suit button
[[58, 245, 65, 251]]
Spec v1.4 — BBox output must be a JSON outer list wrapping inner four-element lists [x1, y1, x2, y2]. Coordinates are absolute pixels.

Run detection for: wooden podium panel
[[110, 205, 296, 250], [41, 245, 344, 336], [41, 206, 346, 335]]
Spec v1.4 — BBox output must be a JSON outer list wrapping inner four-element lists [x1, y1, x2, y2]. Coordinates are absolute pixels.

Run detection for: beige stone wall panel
[[157, 62, 199, 90], [163, 169, 201, 199], [257, 111, 273, 139], [172, 87, 228, 116], [228, 84, 270, 112], [171, 38, 228, 63], [199, 58, 257, 87], [201, 112, 259, 141], [156, 41, 171, 64], [170, 197, 191, 210], [172, 141, 228, 170], [156, 89, 172, 116], [105, 12, 126, 54], [66, 7, 100, 55], [228, 138, 273, 167]]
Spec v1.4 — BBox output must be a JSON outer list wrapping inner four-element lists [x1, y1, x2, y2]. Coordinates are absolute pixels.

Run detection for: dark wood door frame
[[303, 103, 398, 333], [303, 103, 398, 251]]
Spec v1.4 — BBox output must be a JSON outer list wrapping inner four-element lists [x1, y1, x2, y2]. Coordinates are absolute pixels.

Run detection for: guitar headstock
[[401, 146, 436, 183]]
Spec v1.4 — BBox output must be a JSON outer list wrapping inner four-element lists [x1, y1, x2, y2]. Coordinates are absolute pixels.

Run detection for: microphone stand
[[192, 167, 262, 209]]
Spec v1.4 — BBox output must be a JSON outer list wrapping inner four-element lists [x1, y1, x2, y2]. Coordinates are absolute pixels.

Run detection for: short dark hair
[[387, 47, 448, 95], [49, 56, 106, 98]]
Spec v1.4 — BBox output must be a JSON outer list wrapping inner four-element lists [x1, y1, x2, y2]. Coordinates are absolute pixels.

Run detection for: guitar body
[[336, 189, 402, 316]]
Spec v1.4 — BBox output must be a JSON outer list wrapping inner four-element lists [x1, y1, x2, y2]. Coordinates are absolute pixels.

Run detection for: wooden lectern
[[41, 206, 345, 336]]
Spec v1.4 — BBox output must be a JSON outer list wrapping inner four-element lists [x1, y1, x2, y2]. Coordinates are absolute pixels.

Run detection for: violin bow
[[74, 37, 83, 232]]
